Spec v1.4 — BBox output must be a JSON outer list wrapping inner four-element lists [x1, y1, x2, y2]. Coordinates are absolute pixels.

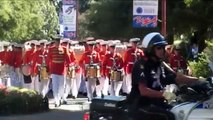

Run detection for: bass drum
[[21, 64, 32, 76]]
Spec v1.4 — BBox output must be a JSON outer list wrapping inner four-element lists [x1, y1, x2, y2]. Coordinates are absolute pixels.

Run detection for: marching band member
[[22, 40, 37, 90], [123, 38, 144, 94], [169, 45, 189, 75], [14, 44, 24, 87], [8, 43, 17, 87], [96, 40, 109, 96], [79, 40, 101, 101], [79, 38, 94, 96], [69, 40, 81, 99], [0, 42, 11, 86], [47, 37, 71, 107], [32, 39, 49, 96], [103, 42, 124, 96], [60, 39, 77, 103]]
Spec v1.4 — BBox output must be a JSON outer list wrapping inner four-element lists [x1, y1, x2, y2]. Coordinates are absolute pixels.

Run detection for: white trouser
[[109, 79, 123, 96], [51, 74, 65, 105], [34, 75, 50, 97], [122, 73, 132, 94], [63, 76, 72, 101], [71, 72, 82, 97], [86, 77, 97, 101], [15, 68, 23, 87], [9, 66, 18, 87], [1, 65, 11, 87], [33, 75, 40, 92], [96, 76, 109, 96], [79, 75, 87, 93]]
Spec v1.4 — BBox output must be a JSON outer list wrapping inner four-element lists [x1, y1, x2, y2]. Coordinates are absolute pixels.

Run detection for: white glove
[[164, 84, 178, 93], [162, 91, 176, 103], [198, 76, 206, 81]]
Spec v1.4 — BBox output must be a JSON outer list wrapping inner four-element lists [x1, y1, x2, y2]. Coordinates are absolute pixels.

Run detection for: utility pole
[[161, 0, 167, 37]]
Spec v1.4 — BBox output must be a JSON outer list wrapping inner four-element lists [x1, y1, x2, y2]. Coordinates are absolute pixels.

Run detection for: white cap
[[70, 40, 79, 45], [29, 40, 39, 45], [96, 39, 104, 43], [114, 40, 121, 44], [100, 41, 108, 46], [85, 37, 95, 41], [2, 41, 10, 46], [39, 39, 48, 44], [15, 44, 23, 48], [61, 38, 70, 43], [129, 38, 140, 42]]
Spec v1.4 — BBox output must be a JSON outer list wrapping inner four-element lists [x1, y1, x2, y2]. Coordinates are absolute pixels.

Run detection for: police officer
[[128, 32, 211, 120]]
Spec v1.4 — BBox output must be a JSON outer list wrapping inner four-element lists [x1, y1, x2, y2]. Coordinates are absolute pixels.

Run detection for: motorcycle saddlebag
[[90, 96, 126, 112]]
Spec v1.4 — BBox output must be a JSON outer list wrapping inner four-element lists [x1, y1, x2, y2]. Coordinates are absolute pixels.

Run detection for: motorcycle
[[83, 78, 213, 120]]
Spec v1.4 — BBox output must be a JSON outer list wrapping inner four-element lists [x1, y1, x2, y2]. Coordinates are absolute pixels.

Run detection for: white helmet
[[142, 32, 167, 49]]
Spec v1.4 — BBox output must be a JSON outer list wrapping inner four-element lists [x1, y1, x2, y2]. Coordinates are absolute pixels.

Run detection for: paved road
[[0, 98, 90, 120]]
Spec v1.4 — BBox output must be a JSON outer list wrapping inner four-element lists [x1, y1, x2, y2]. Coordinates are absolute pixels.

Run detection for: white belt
[[128, 62, 134, 64]]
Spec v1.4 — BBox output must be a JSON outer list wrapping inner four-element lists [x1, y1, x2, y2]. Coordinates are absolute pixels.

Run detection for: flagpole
[[161, 0, 167, 37]]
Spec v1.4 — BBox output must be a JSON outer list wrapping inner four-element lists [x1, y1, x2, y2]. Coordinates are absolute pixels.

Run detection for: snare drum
[[68, 66, 76, 78], [110, 70, 123, 81], [21, 64, 32, 76], [86, 65, 100, 78]]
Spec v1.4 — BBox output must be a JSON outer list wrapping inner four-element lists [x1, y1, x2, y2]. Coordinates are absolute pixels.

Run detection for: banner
[[62, 0, 77, 39], [133, 0, 158, 28]]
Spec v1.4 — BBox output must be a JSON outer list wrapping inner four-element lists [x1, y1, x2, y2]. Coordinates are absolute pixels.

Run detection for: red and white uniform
[[47, 45, 71, 105], [169, 53, 187, 72], [79, 50, 100, 100], [103, 52, 124, 96], [123, 48, 144, 94]]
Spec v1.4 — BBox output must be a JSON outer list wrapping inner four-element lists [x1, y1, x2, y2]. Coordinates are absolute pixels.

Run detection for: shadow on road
[[0, 109, 86, 120]]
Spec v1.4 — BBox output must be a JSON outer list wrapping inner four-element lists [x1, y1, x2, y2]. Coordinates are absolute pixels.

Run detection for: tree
[[80, 0, 159, 41], [167, 0, 213, 51], [0, 0, 58, 43]]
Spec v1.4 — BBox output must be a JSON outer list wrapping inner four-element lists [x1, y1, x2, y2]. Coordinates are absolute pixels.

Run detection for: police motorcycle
[[170, 78, 213, 120], [83, 77, 213, 120]]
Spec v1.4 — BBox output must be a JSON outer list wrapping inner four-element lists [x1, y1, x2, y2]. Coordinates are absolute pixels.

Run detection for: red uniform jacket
[[123, 48, 144, 74], [79, 50, 100, 75], [0, 50, 10, 65], [14, 50, 23, 68], [47, 46, 71, 75], [99, 50, 107, 76], [8, 50, 16, 67], [32, 49, 48, 75], [102, 52, 124, 78], [22, 49, 36, 65], [169, 54, 187, 71]]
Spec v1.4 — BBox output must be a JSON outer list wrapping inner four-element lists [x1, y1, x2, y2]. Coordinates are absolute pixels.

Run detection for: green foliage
[[189, 53, 212, 78], [0, 86, 48, 115], [0, 0, 58, 42]]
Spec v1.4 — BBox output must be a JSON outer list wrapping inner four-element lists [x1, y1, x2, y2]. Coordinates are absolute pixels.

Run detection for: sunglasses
[[155, 46, 165, 50]]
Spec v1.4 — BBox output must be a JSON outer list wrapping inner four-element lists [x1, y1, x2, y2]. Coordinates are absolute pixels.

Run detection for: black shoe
[[122, 93, 128, 96], [71, 96, 77, 99], [55, 103, 60, 107], [83, 92, 87, 96], [62, 100, 68, 105]]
